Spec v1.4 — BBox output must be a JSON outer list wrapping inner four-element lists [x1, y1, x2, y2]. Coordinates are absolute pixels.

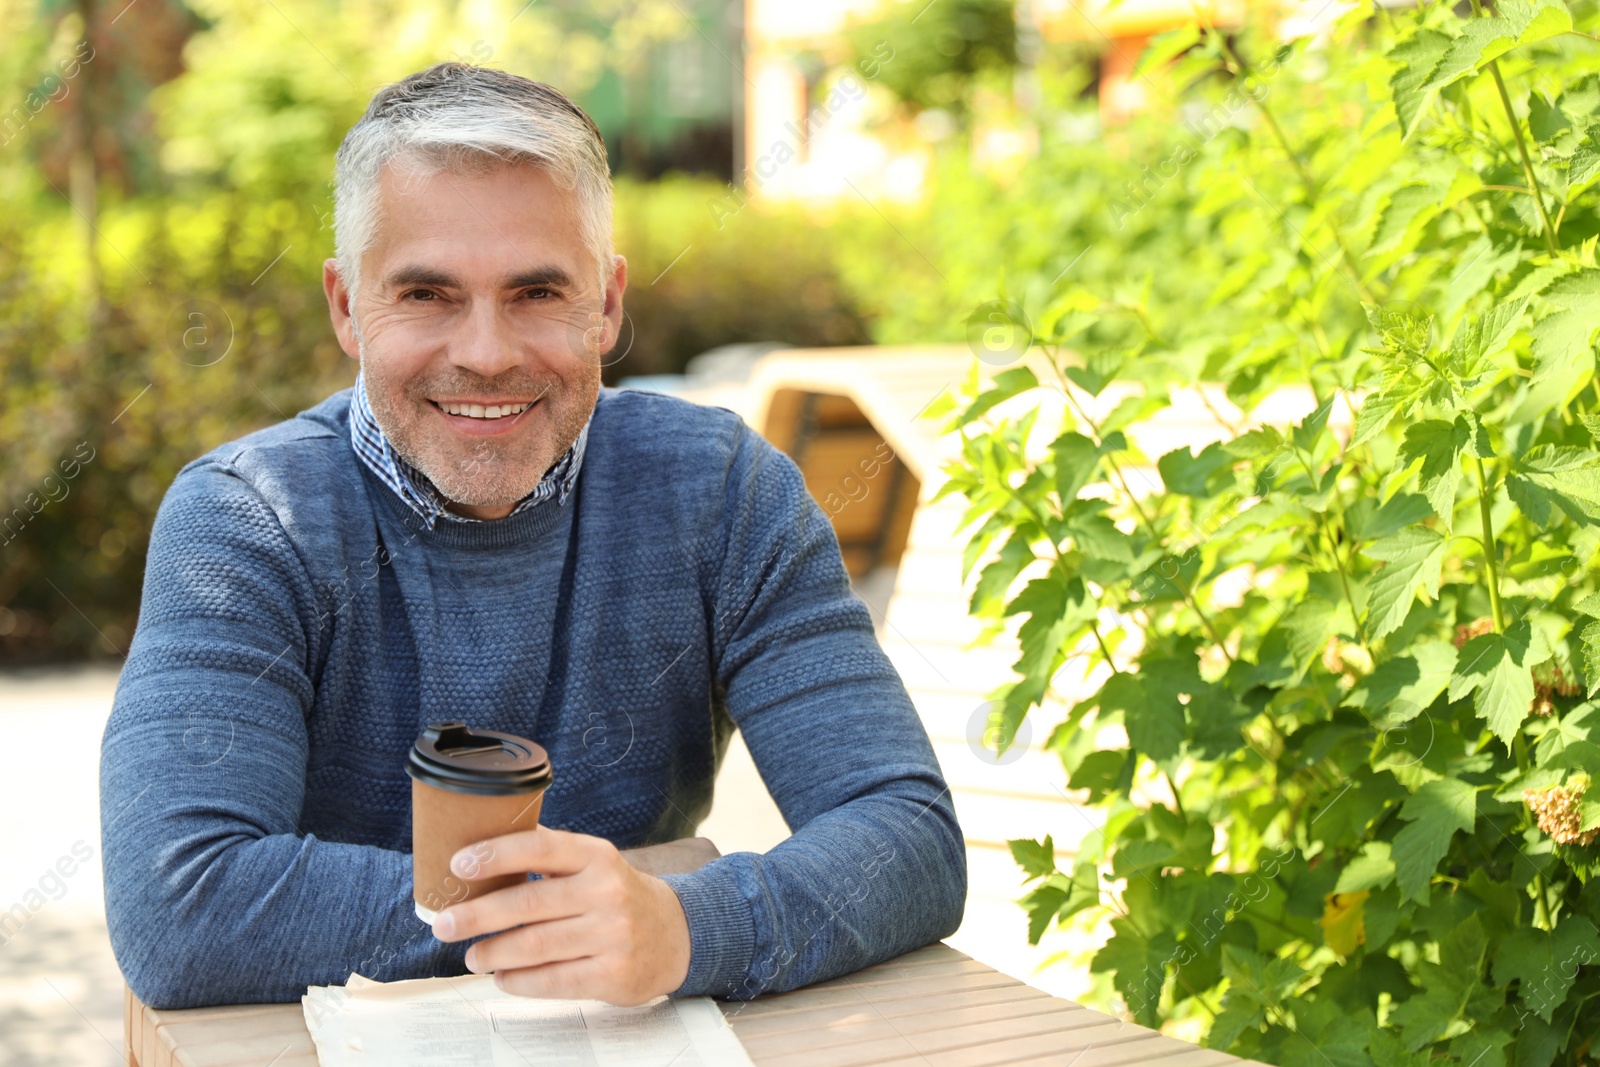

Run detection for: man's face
[[323, 159, 626, 520]]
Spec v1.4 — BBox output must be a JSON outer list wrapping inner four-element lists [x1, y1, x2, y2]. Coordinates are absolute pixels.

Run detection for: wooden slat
[[970, 1047, 1239, 1067], [125, 984, 138, 1067], [742, 1000, 1096, 1063], [724, 975, 1049, 1025], [733, 989, 1081, 1047], [142, 998, 162, 1067], [173, 1036, 318, 1067], [756, 1014, 1136, 1067], [914, 1023, 1211, 1067], [807, 956, 995, 991], [849, 942, 966, 972], [160, 1013, 317, 1067]]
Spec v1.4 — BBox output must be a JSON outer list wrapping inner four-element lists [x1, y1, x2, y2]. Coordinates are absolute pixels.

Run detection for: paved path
[[0, 665, 127, 1067]]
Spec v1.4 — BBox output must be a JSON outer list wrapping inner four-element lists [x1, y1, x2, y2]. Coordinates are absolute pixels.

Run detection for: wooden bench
[[123, 941, 1268, 1067]]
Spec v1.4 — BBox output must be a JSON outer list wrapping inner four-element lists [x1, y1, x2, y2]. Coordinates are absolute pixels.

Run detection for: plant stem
[[1292, 444, 1368, 644], [1468, 0, 1562, 254], [1090, 620, 1120, 673], [1473, 455, 1507, 633]]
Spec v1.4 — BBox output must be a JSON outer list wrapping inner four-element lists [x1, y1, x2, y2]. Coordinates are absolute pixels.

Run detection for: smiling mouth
[[430, 399, 537, 420]]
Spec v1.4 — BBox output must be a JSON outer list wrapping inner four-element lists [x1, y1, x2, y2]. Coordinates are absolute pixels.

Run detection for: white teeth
[[438, 401, 530, 419]]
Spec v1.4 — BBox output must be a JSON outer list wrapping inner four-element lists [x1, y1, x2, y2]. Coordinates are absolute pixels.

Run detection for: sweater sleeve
[[99, 460, 469, 1009], [660, 424, 967, 999]]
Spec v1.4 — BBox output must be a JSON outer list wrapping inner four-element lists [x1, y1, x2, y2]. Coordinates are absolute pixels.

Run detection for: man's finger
[[432, 873, 584, 942], [496, 956, 633, 1004], [451, 825, 596, 881], [465, 914, 595, 974]]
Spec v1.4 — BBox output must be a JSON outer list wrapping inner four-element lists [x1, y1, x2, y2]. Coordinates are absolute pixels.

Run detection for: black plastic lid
[[406, 721, 553, 796]]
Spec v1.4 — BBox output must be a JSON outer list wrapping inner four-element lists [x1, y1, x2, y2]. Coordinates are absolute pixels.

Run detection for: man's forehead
[[366, 158, 587, 283]]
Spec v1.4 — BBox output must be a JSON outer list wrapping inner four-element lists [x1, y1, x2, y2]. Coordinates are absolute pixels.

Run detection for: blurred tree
[[843, 0, 1018, 124]]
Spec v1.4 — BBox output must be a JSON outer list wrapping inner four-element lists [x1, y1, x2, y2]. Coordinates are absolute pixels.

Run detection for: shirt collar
[[348, 371, 588, 529]]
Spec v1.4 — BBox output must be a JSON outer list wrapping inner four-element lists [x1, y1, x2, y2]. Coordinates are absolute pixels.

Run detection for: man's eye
[[523, 288, 555, 301], [403, 289, 437, 301]]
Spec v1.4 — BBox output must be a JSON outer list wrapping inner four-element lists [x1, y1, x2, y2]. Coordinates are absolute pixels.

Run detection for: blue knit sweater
[[100, 385, 966, 1010]]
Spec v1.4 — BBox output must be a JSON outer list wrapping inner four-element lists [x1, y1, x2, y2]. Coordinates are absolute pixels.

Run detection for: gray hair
[[333, 63, 614, 303]]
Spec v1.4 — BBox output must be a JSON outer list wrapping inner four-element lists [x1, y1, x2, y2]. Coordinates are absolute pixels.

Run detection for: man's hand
[[428, 826, 695, 1005]]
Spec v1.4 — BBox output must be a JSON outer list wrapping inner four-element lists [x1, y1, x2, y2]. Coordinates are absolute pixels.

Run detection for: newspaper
[[302, 972, 754, 1066]]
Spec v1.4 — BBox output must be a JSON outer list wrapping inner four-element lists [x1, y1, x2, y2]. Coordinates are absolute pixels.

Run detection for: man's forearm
[[621, 837, 721, 876], [660, 781, 965, 1000], [102, 714, 468, 1009]]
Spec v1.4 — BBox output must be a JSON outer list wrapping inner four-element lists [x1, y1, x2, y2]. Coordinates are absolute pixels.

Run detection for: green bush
[[611, 177, 873, 377], [934, 1, 1600, 1062]]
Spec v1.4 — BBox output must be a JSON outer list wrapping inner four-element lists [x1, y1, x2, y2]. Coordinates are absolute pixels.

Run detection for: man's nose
[[448, 300, 522, 379]]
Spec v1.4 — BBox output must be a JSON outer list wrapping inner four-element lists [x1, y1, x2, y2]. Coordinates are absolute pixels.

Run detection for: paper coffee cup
[[407, 721, 553, 923]]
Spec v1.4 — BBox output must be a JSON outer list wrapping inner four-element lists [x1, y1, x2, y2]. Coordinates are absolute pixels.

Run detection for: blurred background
[[1, 0, 1369, 1061], [0, 0, 1357, 665]]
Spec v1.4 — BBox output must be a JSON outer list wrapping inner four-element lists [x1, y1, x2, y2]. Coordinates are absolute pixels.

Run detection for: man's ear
[[597, 254, 628, 357], [323, 259, 361, 361]]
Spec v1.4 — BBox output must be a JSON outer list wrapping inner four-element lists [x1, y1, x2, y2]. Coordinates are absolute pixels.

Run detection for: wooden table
[[125, 942, 1265, 1067]]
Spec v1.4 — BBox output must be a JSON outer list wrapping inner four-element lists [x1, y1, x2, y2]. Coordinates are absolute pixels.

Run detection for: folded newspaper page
[[301, 972, 755, 1066]]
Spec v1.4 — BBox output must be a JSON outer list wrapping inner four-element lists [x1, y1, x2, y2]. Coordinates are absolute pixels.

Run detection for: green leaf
[[1392, 778, 1476, 903], [970, 532, 1035, 615], [1347, 640, 1457, 718], [1388, 29, 1452, 138], [1457, 411, 1493, 460], [1347, 492, 1432, 542], [1421, 1, 1573, 97], [959, 366, 1040, 426], [1051, 431, 1100, 504], [1447, 296, 1528, 371], [1336, 841, 1396, 893], [1583, 619, 1600, 697], [1450, 621, 1537, 745], [1361, 526, 1448, 638], [1507, 445, 1600, 527], [1351, 387, 1405, 449], [1158, 441, 1233, 497], [1020, 880, 1067, 944], [1529, 90, 1571, 143], [1513, 0, 1575, 47], [1010, 835, 1058, 881], [1091, 917, 1179, 1029], [1518, 269, 1600, 421], [1398, 419, 1467, 520], [1278, 595, 1339, 679], [1068, 748, 1132, 799], [1371, 185, 1442, 256], [1101, 671, 1184, 761], [1066, 509, 1134, 562], [1293, 396, 1336, 452], [1135, 23, 1201, 76], [1493, 915, 1600, 1022], [1009, 574, 1091, 683], [1570, 135, 1600, 191]]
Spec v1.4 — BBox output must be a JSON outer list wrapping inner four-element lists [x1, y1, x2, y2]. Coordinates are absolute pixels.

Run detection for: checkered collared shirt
[[348, 372, 588, 528]]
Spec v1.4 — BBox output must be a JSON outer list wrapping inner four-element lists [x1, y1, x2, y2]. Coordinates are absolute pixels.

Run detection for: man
[[100, 63, 966, 1011]]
